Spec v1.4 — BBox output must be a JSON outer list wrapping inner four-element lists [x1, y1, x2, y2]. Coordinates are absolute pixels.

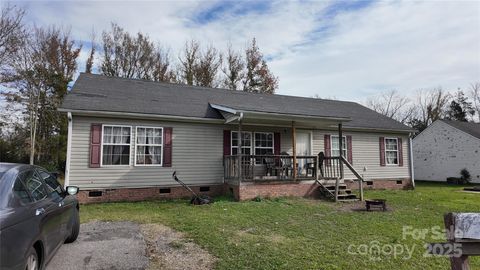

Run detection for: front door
[[295, 131, 311, 175]]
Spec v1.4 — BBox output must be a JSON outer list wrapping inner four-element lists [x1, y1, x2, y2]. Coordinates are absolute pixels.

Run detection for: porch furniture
[[365, 199, 387, 211], [263, 156, 278, 177], [280, 152, 293, 179], [305, 162, 316, 177]]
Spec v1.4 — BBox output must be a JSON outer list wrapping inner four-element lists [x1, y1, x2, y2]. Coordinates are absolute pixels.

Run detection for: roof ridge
[[79, 72, 355, 105]]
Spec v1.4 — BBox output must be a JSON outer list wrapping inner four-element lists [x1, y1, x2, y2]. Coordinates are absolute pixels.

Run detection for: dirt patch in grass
[[141, 224, 217, 270], [334, 200, 394, 212]]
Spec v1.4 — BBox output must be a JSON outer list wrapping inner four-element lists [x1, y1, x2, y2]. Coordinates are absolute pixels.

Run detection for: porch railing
[[224, 155, 317, 182]]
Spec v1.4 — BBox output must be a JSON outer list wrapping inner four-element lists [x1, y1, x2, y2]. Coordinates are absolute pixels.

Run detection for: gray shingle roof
[[440, 119, 480, 139], [60, 73, 414, 132]]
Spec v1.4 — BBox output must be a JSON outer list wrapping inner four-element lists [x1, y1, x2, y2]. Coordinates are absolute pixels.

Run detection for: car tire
[[25, 247, 39, 270], [65, 207, 79, 243]]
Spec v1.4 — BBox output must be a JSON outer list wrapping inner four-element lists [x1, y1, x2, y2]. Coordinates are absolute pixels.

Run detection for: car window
[[37, 169, 63, 199], [13, 176, 32, 204], [22, 170, 48, 201]]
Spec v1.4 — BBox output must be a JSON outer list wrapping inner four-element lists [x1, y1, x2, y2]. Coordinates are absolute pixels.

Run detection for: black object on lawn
[[172, 171, 213, 205]]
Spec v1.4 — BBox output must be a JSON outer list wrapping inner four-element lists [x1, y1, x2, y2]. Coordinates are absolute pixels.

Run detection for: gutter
[[58, 108, 225, 124]]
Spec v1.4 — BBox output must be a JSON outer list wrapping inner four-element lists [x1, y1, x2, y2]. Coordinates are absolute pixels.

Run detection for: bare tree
[[470, 82, 480, 122], [178, 40, 199, 85], [100, 23, 172, 82], [85, 31, 95, 73], [3, 26, 81, 164], [194, 46, 222, 88], [242, 38, 278, 94], [409, 88, 451, 131], [0, 4, 26, 80], [222, 44, 244, 90], [365, 90, 415, 124]]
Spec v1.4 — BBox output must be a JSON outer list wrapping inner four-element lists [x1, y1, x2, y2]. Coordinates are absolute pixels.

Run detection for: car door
[[21, 169, 64, 256], [36, 168, 72, 239]]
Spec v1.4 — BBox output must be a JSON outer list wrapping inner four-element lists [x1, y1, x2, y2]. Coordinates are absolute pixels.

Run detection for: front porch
[[213, 103, 366, 202]]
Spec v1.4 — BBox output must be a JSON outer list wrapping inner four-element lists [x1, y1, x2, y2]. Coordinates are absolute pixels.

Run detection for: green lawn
[[80, 182, 480, 270]]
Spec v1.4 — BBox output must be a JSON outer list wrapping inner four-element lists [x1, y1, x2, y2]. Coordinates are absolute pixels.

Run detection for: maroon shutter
[[163, 127, 172, 167], [274, 132, 281, 155], [324, 134, 331, 165], [223, 130, 231, 156], [346, 135, 353, 165], [398, 137, 403, 167], [89, 124, 102, 168], [379, 137, 386, 167]]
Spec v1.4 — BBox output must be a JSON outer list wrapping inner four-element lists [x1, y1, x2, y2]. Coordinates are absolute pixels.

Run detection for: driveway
[[47, 221, 149, 270]]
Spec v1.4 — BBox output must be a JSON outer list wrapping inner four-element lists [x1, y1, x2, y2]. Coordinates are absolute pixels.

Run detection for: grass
[[80, 182, 480, 270]]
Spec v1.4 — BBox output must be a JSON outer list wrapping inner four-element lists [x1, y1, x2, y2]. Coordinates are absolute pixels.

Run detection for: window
[[21, 170, 48, 201], [385, 138, 399, 165], [13, 176, 32, 204], [331, 135, 347, 158], [231, 131, 252, 155], [135, 127, 163, 166], [37, 169, 63, 200], [102, 125, 131, 166], [254, 132, 274, 164], [254, 132, 274, 156]]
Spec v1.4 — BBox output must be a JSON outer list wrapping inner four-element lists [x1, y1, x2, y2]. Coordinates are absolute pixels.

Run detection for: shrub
[[460, 168, 471, 183]]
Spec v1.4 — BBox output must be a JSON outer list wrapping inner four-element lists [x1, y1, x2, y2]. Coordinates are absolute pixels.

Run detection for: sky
[[13, 0, 480, 101]]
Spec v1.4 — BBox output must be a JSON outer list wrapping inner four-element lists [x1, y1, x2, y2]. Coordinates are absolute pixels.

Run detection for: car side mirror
[[66, 186, 79, 195]]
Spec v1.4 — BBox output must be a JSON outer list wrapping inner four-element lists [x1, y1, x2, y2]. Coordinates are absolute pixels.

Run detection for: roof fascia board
[[59, 109, 225, 123]]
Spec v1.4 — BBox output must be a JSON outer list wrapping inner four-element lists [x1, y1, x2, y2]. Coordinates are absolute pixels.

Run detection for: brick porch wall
[[77, 184, 224, 204], [227, 180, 322, 201]]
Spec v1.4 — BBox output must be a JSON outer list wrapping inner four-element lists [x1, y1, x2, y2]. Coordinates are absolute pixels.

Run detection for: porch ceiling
[[210, 104, 351, 129]]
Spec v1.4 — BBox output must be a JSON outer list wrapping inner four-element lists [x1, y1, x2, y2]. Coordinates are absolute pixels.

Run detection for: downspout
[[409, 133, 415, 189], [65, 112, 73, 188]]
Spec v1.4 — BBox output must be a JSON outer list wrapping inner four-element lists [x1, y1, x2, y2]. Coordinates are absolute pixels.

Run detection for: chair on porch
[[263, 154, 276, 177], [279, 152, 294, 179]]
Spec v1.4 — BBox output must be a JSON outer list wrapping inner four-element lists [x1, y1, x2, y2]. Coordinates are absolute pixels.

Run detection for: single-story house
[[59, 73, 416, 203], [413, 119, 480, 183]]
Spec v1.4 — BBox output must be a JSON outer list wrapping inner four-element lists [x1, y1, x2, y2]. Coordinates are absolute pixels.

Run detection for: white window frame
[[134, 126, 164, 166], [384, 137, 399, 165], [331, 135, 347, 159], [231, 131, 252, 156], [253, 132, 274, 164], [100, 124, 132, 167]]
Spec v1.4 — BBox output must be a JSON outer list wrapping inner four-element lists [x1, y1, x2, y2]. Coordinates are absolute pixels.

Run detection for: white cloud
[[16, 0, 480, 102]]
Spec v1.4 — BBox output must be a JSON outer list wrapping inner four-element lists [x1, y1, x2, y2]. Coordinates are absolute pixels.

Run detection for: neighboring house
[[413, 119, 480, 183], [59, 73, 415, 203]]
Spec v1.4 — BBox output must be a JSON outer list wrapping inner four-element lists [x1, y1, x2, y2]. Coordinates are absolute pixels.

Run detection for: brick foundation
[[77, 184, 224, 204], [77, 178, 412, 203], [345, 178, 413, 190]]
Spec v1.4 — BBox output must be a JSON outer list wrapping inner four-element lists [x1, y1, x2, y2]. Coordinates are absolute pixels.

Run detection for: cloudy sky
[[17, 0, 480, 101]]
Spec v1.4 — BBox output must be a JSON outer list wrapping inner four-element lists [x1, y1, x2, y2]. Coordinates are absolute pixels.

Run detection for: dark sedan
[[0, 163, 80, 270]]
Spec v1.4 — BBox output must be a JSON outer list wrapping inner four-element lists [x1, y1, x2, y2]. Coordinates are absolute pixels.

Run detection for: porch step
[[316, 182, 359, 202]]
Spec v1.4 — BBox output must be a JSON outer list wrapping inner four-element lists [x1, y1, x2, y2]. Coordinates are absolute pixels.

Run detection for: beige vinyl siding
[[311, 130, 410, 180], [69, 116, 411, 189], [69, 116, 225, 189]]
